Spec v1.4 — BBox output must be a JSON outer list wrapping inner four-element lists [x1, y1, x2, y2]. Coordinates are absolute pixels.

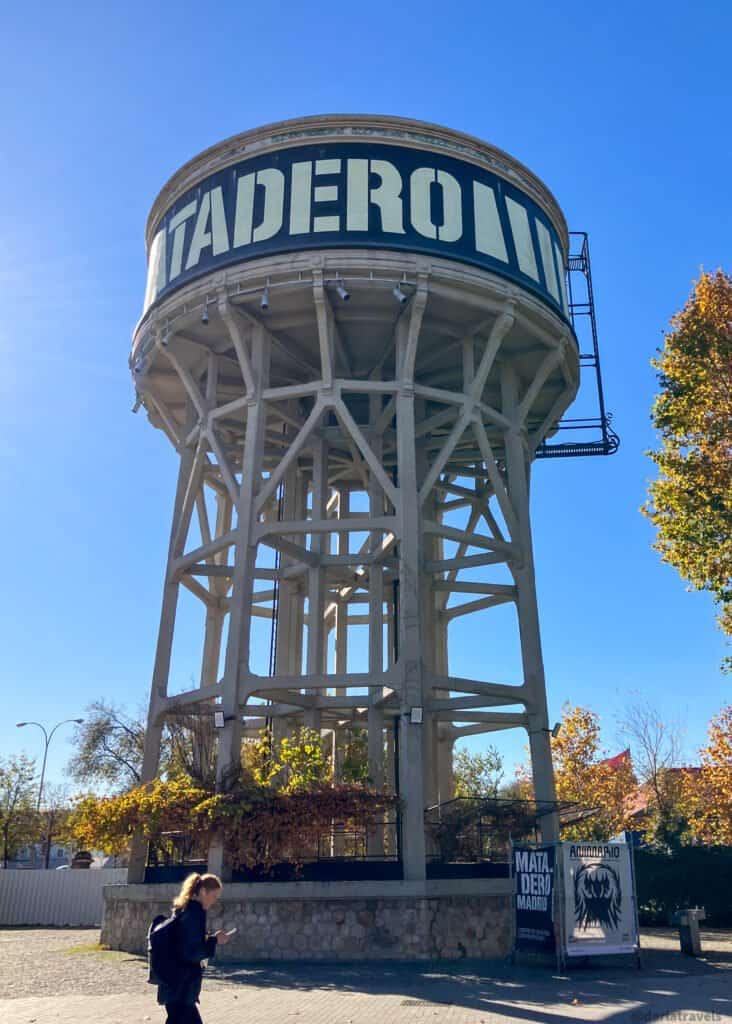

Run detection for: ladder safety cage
[[535, 232, 619, 459]]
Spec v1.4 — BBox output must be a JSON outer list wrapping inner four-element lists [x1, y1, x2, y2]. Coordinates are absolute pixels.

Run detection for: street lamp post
[[16, 719, 84, 811]]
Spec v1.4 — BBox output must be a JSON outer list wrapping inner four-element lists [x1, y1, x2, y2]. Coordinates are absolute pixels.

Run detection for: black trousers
[[165, 1005, 203, 1024]]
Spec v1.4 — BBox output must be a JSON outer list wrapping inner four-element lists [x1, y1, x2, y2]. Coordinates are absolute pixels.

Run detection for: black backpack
[[147, 911, 181, 987]]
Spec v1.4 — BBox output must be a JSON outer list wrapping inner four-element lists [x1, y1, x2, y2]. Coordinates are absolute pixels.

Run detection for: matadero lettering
[[515, 849, 552, 912], [143, 143, 569, 319]]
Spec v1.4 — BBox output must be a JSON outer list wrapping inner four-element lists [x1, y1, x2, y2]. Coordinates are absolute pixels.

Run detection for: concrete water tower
[[128, 115, 613, 884]]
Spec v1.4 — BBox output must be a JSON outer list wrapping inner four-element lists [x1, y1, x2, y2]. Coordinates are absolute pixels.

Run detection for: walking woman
[[158, 872, 230, 1024]]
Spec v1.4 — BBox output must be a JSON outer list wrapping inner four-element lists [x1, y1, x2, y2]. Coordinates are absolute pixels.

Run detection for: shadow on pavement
[[208, 933, 732, 1024]]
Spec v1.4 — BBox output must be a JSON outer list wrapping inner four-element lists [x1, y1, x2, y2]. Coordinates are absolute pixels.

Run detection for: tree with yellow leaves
[[544, 704, 636, 840], [68, 726, 396, 869], [643, 270, 732, 665], [69, 768, 396, 870], [683, 705, 732, 845], [242, 726, 332, 791]]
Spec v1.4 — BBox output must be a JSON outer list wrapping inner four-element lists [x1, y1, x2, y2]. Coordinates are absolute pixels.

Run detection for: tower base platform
[[101, 879, 512, 960]]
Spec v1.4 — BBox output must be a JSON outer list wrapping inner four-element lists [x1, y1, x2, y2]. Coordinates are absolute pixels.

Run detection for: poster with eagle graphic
[[561, 841, 639, 956]]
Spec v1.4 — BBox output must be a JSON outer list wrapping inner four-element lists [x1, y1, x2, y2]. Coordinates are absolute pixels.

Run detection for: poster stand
[[556, 845, 566, 973], [626, 834, 643, 971], [508, 836, 515, 964], [556, 839, 642, 971], [509, 838, 561, 971], [556, 846, 568, 973]]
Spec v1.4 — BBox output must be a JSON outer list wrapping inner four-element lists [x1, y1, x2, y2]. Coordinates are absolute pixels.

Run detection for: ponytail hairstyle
[[172, 872, 222, 911]]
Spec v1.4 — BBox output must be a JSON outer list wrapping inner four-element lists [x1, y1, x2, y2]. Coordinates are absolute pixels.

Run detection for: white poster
[[561, 841, 639, 956]]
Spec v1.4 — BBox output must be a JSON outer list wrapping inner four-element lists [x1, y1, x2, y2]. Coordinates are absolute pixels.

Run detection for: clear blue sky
[[2, 1, 730, 787]]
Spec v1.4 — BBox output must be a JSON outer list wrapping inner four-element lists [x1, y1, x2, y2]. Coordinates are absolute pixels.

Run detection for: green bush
[[634, 846, 732, 926]]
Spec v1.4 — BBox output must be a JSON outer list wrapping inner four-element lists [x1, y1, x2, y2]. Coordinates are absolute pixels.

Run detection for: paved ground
[[2, 927, 731, 1023]]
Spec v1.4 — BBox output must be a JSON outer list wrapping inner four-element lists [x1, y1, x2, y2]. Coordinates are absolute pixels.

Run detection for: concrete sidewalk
[[2, 927, 731, 1023]]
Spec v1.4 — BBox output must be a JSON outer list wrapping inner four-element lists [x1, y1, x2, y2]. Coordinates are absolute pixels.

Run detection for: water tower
[[128, 115, 615, 885]]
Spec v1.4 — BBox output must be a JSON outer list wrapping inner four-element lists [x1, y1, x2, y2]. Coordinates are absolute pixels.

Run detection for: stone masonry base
[[101, 879, 512, 960]]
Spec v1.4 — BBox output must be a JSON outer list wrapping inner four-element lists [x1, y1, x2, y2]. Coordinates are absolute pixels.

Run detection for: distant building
[[10, 842, 72, 869], [625, 766, 702, 840], [6, 844, 125, 869]]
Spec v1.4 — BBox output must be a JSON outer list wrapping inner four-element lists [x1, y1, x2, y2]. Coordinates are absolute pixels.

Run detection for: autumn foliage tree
[[38, 784, 74, 869], [643, 270, 732, 664], [0, 754, 38, 868], [68, 700, 219, 792], [542, 704, 636, 840], [453, 745, 504, 798], [339, 727, 371, 784], [683, 705, 732, 845], [618, 698, 690, 849], [68, 727, 396, 870]]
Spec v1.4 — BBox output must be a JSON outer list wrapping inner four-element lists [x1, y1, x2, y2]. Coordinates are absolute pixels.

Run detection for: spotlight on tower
[[261, 284, 270, 310], [201, 303, 209, 325], [336, 279, 350, 301], [392, 283, 408, 304]]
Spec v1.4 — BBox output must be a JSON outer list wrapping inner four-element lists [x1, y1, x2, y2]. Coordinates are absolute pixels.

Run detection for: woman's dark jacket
[[157, 901, 217, 1006]]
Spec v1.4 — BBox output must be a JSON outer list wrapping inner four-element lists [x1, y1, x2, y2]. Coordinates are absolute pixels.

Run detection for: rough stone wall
[[102, 887, 511, 961], [103, 894, 171, 955]]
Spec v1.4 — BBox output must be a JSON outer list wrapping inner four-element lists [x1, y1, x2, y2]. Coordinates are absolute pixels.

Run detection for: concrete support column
[[332, 488, 349, 782], [384, 723, 395, 790], [128, 402, 198, 884], [501, 363, 558, 842], [335, 487, 349, 686], [209, 328, 270, 879], [367, 391, 386, 854], [199, 493, 232, 689], [434, 596, 453, 805], [437, 725, 456, 805], [272, 464, 304, 748], [304, 436, 327, 731], [395, 373, 426, 880], [420, 479, 440, 810]]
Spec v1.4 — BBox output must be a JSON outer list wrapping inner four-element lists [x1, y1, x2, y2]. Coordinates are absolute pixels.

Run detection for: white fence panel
[[0, 870, 127, 927]]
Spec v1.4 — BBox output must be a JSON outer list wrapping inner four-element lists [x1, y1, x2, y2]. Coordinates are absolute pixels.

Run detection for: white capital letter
[[410, 168, 462, 242], [435, 170, 462, 242], [473, 181, 508, 261], [186, 187, 231, 270], [506, 197, 539, 281], [144, 229, 167, 310], [313, 159, 341, 232], [410, 168, 437, 239], [168, 200, 197, 281], [369, 160, 405, 234], [289, 161, 313, 235], [234, 169, 285, 247]]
